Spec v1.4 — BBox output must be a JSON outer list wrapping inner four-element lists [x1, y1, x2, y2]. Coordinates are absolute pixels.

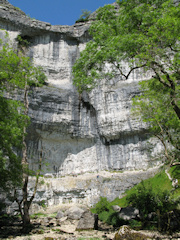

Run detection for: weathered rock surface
[[0, 0, 163, 208], [118, 207, 139, 221], [114, 225, 149, 240], [76, 210, 98, 230], [56, 210, 64, 219], [65, 206, 85, 220], [28, 169, 158, 208]]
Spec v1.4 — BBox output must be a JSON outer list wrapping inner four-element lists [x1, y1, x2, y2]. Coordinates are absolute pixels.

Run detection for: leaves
[[127, 181, 175, 220], [72, 0, 180, 165], [132, 78, 180, 164], [73, 0, 180, 90], [0, 37, 46, 191]]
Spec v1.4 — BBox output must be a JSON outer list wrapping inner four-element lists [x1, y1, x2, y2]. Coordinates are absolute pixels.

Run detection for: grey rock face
[[56, 210, 64, 219], [65, 206, 85, 220], [76, 210, 97, 230], [0, 2, 163, 208], [26, 168, 158, 209]]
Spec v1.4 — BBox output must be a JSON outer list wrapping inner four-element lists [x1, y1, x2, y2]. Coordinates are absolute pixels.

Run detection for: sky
[[8, 0, 115, 26]]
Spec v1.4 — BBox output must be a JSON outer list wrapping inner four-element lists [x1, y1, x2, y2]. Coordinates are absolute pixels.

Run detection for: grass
[[31, 212, 57, 219], [91, 167, 180, 229], [111, 168, 179, 208]]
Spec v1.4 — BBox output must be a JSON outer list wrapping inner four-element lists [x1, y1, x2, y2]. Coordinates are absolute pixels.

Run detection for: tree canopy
[[72, 0, 180, 165]]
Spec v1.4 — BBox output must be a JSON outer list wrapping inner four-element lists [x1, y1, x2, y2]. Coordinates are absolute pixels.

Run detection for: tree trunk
[[14, 80, 43, 229], [157, 209, 161, 231], [22, 200, 30, 227]]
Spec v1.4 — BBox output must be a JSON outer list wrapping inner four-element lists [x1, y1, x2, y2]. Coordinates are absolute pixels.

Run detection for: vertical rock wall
[[0, 1, 162, 208]]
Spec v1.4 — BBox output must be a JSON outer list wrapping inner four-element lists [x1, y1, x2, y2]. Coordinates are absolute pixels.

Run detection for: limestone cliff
[[0, 0, 162, 207]]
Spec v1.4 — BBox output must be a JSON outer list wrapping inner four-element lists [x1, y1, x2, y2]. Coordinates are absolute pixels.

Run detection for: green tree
[[126, 182, 177, 230], [72, 0, 180, 164], [76, 9, 91, 23], [0, 35, 46, 227], [132, 79, 180, 166]]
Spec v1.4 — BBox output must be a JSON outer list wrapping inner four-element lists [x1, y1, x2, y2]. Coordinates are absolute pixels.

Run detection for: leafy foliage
[[0, 36, 46, 191], [132, 78, 180, 165], [73, 0, 180, 91], [92, 170, 180, 230], [126, 181, 180, 231], [0, 97, 25, 189], [92, 197, 126, 227], [169, 165, 180, 179], [73, 0, 180, 165], [92, 197, 111, 214], [126, 182, 175, 220]]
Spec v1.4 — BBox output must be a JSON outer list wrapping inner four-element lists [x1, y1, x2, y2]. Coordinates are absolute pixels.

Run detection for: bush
[[126, 181, 177, 230], [127, 182, 156, 220], [169, 165, 180, 180], [92, 197, 126, 227], [92, 197, 111, 214]]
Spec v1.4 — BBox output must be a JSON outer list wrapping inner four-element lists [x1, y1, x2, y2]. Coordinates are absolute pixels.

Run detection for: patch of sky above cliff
[[8, 0, 115, 26]]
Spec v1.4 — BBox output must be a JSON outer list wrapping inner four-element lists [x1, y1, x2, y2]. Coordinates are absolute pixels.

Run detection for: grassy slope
[[111, 166, 180, 208], [91, 166, 180, 227]]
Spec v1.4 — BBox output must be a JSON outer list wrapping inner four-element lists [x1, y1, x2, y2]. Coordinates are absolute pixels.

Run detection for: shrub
[[126, 181, 177, 230], [92, 197, 111, 214], [92, 197, 126, 227], [76, 9, 91, 23]]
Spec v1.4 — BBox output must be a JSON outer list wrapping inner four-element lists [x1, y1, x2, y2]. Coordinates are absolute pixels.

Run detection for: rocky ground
[[0, 204, 115, 240], [1, 204, 180, 240]]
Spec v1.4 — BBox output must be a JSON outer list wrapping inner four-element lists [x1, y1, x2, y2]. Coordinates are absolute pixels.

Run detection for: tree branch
[[117, 63, 147, 80]]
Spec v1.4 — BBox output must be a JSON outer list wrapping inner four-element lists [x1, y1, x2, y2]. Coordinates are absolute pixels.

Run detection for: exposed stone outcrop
[[76, 210, 98, 230], [0, 0, 163, 207]]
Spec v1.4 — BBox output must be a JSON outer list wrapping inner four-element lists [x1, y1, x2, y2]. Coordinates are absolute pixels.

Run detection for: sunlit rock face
[[0, 1, 161, 184]]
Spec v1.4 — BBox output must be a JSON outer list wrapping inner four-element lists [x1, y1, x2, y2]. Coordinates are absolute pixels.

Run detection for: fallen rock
[[56, 210, 64, 219], [58, 216, 67, 223], [114, 225, 148, 240], [59, 224, 76, 233], [118, 207, 139, 220], [76, 210, 98, 230], [40, 217, 55, 227], [65, 206, 85, 220], [112, 205, 121, 212]]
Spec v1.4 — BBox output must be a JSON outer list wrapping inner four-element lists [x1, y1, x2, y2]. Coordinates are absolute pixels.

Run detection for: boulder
[[112, 205, 121, 212], [65, 206, 85, 220], [114, 225, 148, 240], [40, 217, 54, 227], [118, 207, 139, 220], [76, 210, 98, 230], [56, 210, 64, 219]]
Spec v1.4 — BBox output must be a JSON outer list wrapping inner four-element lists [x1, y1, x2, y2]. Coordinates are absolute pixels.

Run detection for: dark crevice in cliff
[[79, 93, 114, 166], [80, 96, 96, 118], [103, 133, 150, 146]]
